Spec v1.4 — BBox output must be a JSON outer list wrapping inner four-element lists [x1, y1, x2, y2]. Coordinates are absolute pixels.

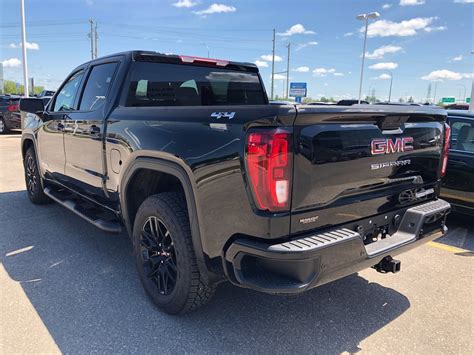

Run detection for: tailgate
[[290, 105, 447, 234]]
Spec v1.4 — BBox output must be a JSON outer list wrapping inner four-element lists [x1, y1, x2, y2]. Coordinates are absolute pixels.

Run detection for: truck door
[[442, 117, 474, 212], [37, 70, 85, 183], [62, 61, 119, 205]]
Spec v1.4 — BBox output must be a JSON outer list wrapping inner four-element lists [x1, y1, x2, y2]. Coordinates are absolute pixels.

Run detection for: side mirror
[[20, 98, 45, 116]]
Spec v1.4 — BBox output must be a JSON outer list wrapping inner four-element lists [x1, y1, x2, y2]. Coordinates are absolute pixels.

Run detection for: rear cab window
[[125, 62, 266, 107]]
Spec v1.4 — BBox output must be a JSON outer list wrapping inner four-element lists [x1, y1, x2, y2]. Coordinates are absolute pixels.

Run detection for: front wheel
[[133, 192, 215, 314], [24, 147, 50, 204]]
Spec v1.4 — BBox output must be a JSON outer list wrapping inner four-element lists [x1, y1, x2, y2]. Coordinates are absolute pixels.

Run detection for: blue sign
[[289, 82, 307, 97], [295, 96, 302, 103]]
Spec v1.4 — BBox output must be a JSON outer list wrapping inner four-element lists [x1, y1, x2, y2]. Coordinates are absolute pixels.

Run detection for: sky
[[0, 0, 473, 102]]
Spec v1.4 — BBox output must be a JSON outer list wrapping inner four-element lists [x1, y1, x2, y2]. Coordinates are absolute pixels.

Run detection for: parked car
[[20, 50, 451, 314], [337, 99, 369, 105], [445, 103, 469, 110], [441, 110, 474, 215], [38, 90, 56, 98], [0, 96, 21, 134]]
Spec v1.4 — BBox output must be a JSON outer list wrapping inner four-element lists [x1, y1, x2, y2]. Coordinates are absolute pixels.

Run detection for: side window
[[79, 62, 118, 111], [450, 120, 474, 152], [52, 71, 84, 112]]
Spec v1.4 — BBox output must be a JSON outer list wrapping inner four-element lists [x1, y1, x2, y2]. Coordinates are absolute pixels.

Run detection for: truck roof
[[81, 50, 258, 71]]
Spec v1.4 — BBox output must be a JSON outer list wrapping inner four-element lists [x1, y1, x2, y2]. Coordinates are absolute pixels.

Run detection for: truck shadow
[[1, 190, 410, 353]]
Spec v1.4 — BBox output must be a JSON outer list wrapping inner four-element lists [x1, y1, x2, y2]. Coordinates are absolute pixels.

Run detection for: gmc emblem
[[371, 137, 414, 155]]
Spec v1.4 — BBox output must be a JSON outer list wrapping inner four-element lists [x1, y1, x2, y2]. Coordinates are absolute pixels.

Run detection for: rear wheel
[[0, 117, 9, 134], [24, 147, 50, 204], [133, 192, 215, 314]]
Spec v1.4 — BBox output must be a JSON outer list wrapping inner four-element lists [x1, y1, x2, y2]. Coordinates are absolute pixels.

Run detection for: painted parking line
[[427, 241, 471, 254]]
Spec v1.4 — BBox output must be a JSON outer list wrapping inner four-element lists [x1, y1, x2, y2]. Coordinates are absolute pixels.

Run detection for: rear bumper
[[224, 199, 451, 294]]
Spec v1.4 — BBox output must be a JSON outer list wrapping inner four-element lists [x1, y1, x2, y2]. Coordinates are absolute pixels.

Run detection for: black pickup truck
[[20, 51, 451, 314]]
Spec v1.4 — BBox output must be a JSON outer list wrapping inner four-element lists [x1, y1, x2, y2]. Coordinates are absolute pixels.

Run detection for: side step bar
[[44, 187, 122, 233]]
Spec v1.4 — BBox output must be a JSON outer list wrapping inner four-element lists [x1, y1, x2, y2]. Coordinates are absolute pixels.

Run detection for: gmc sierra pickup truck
[[20, 51, 451, 314]]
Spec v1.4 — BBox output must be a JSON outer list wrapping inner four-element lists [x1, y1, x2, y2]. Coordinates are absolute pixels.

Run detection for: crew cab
[[20, 51, 451, 314]]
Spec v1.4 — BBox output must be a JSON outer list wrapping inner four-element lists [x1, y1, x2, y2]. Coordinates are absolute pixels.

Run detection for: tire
[[133, 192, 215, 314], [0, 117, 9, 134], [24, 147, 51, 204]]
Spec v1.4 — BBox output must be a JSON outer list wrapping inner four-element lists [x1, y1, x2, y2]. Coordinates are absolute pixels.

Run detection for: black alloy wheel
[[25, 154, 38, 195], [140, 216, 178, 295]]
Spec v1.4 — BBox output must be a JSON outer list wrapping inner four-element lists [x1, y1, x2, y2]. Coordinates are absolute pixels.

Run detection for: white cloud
[[273, 74, 286, 80], [369, 62, 398, 70], [382, 3, 393, 9], [255, 60, 268, 68], [421, 69, 473, 81], [173, 0, 198, 8], [366, 45, 403, 59], [260, 54, 283, 62], [1, 58, 22, 68], [424, 26, 447, 33], [343, 32, 354, 37], [452, 55, 463, 61], [194, 3, 236, 15], [313, 67, 337, 77], [373, 73, 392, 80], [293, 66, 310, 72], [454, 0, 474, 3], [364, 17, 435, 37], [295, 41, 318, 51], [8, 42, 39, 50], [277, 24, 315, 36], [333, 72, 344, 76], [400, 0, 425, 6]]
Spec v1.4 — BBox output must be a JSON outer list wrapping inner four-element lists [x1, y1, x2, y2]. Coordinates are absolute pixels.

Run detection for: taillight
[[441, 123, 451, 177], [7, 104, 19, 112], [245, 129, 292, 212]]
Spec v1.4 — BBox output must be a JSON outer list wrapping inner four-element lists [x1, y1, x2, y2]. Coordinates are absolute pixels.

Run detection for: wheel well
[[125, 168, 186, 229], [22, 139, 34, 159]]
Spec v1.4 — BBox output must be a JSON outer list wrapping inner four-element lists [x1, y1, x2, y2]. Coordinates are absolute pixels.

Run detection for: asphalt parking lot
[[1, 132, 473, 354]]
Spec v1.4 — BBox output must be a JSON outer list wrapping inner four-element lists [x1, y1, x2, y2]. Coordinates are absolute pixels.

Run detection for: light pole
[[356, 12, 380, 104], [20, 0, 29, 97], [386, 71, 393, 102]]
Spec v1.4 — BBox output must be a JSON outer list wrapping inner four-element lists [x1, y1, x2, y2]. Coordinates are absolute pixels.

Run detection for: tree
[[302, 97, 313, 103], [407, 96, 414, 103], [2, 80, 44, 95]]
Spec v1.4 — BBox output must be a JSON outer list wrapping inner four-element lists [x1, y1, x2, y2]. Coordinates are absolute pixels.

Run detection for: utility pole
[[94, 21, 98, 59], [271, 29, 275, 100], [89, 19, 94, 60], [286, 43, 291, 99], [433, 82, 438, 104], [20, 0, 29, 97]]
